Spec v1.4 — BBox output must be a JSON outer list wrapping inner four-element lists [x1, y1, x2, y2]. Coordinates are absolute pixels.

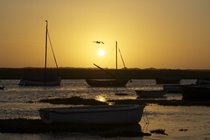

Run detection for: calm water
[[0, 79, 210, 140]]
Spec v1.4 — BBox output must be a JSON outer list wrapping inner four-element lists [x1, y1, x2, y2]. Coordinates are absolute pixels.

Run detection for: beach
[[0, 79, 210, 140]]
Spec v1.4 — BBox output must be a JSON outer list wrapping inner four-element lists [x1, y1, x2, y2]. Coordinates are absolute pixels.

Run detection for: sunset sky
[[0, 0, 210, 69]]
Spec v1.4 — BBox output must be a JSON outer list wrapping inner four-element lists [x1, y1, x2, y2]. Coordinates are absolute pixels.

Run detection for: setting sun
[[98, 49, 105, 56], [1, 0, 210, 69]]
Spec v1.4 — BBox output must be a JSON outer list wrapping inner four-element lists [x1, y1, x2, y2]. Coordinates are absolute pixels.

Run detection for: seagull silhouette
[[93, 41, 104, 44]]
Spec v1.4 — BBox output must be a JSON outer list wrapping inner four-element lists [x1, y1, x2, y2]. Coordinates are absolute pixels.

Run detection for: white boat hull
[[39, 104, 144, 124]]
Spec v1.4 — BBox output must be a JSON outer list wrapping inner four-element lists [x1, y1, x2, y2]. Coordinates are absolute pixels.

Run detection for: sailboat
[[85, 41, 130, 87], [19, 20, 61, 86]]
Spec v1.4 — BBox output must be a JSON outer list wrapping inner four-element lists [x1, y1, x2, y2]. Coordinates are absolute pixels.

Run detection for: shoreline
[[38, 96, 210, 106], [1, 97, 209, 137], [1, 68, 210, 79], [0, 118, 150, 137]]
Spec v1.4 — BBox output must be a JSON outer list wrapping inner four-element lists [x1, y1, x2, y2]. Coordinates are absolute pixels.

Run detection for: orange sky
[[1, 0, 210, 69]]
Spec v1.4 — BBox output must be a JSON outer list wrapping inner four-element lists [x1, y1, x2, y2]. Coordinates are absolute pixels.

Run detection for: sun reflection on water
[[95, 95, 107, 103]]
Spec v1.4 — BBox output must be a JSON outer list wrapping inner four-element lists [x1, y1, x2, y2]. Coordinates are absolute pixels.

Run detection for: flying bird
[[93, 41, 104, 44]]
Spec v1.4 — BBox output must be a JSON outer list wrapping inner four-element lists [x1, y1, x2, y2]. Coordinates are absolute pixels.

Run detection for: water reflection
[[95, 95, 107, 103], [1, 80, 210, 140]]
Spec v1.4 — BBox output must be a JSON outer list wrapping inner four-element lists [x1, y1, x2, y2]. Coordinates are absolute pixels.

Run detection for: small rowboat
[[39, 104, 144, 124]]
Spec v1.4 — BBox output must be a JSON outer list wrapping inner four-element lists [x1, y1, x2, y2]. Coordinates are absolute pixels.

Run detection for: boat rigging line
[[47, 31, 59, 69]]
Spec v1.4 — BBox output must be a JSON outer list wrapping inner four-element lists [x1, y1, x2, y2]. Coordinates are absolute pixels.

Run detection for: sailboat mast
[[116, 41, 118, 71], [45, 20, 48, 70]]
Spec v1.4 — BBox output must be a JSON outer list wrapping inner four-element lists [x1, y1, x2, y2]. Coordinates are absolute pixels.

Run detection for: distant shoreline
[[1, 68, 210, 79]]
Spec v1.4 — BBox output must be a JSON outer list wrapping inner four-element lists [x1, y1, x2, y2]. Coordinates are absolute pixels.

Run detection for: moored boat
[[19, 20, 61, 86], [163, 84, 182, 93], [39, 104, 145, 124], [0, 81, 4, 90], [0, 85, 4, 90], [156, 77, 181, 84], [135, 90, 166, 98], [19, 76, 61, 86], [85, 41, 130, 87], [196, 79, 210, 85], [182, 84, 210, 101], [86, 79, 130, 87]]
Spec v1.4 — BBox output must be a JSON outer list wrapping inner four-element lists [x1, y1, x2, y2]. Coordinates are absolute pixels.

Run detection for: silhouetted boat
[[19, 76, 60, 86], [0, 85, 4, 90], [182, 85, 210, 101], [0, 81, 4, 90], [196, 79, 210, 85], [86, 78, 130, 87], [163, 84, 182, 93], [182, 79, 210, 101], [39, 104, 145, 124], [19, 20, 61, 86], [135, 90, 166, 98], [156, 77, 181, 84], [85, 41, 130, 87]]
